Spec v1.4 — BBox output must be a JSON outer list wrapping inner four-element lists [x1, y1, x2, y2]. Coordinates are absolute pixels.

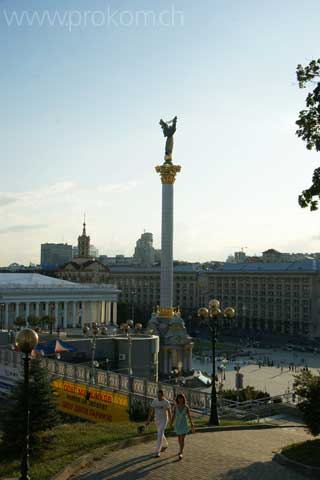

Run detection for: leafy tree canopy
[[294, 370, 320, 436], [296, 59, 320, 210]]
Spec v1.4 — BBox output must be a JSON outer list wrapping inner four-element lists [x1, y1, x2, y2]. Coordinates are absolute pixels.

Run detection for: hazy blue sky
[[2, 0, 320, 265]]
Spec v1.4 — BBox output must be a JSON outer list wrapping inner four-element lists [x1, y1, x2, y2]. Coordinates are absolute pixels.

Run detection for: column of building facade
[[97, 301, 101, 324], [112, 302, 117, 325], [106, 301, 111, 324], [54, 302, 59, 329], [15, 302, 20, 321], [45, 302, 49, 316], [72, 301, 77, 328], [63, 301, 67, 328], [25, 303, 30, 326], [90, 301, 95, 326]]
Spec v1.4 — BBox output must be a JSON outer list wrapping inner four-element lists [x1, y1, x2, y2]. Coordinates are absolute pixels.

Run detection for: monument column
[[156, 164, 181, 317]]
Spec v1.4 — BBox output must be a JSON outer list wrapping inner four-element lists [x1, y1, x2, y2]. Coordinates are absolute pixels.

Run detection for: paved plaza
[[71, 427, 311, 480], [193, 347, 320, 396]]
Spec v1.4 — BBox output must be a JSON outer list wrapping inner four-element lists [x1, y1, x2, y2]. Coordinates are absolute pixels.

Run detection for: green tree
[[296, 59, 320, 210], [14, 316, 26, 328], [27, 315, 40, 327], [294, 370, 320, 436], [40, 315, 55, 334], [2, 358, 60, 453]]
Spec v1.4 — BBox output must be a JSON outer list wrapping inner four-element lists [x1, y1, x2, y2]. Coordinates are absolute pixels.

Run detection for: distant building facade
[[0, 273, 119, 330], [57, 221, 110, 284], [41, 243, 72, 269], [107, 261, 320, 338]]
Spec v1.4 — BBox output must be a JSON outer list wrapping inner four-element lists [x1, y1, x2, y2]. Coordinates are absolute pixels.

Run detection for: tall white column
[[55, 302, 59, 329], [160, 183, 173, 310], [106, 301, 111, 324], [63, 301, 68, 328], [4, 303, 9, 330], [25, 303, 30, 325], [45, 303, 49, 316], [90, 301, 95, 325], [101, 301, 105, 324], [35, 302, 40, 318], [97, 301, 102, 324], [155, 162, 180, 318], [15, 302, 20, 318], [72, 301, 77, 328], [112, 302, 117, 326]]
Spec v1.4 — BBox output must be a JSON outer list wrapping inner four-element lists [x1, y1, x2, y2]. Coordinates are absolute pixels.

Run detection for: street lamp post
[[90, 323, 99, 385], [130, 291, 136, 324], [120, 323, 133, 418], [198, 299, 235, 426], [15, 328, 39, 480]]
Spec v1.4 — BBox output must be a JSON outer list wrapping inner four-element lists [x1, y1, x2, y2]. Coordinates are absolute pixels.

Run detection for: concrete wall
[[59, 335, 159, 381]]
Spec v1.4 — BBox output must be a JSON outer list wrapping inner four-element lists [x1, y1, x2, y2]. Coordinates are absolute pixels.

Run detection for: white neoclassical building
[[0, 273, 120, 330]]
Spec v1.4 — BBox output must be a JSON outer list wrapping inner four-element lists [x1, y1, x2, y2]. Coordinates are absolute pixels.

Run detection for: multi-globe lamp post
[[198, 299, 235, 426], [15, 328, 39, 480]]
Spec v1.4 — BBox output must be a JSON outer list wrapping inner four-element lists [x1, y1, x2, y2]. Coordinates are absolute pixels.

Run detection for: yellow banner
[[52, 379, 128, 423]]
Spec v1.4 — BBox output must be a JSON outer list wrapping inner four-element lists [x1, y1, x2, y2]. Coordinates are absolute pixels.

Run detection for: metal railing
[[0, 348, 291, 417]]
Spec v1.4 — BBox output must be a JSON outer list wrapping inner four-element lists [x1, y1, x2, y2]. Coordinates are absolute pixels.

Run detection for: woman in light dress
[[170, 393, 195, 460]]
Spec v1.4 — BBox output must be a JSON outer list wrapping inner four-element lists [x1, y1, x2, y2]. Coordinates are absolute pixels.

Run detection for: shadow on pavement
[[217, 460, 306, 480], [74, 453, 179, 480]]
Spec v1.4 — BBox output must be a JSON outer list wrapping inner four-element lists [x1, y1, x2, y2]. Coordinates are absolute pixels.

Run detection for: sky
[[2, 0, 320, 265]]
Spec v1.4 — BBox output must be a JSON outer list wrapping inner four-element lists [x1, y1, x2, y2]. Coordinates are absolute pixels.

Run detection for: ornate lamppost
[[198, 299, 235, 426], [90, 323, 99, 385], [15, 328, 39, 480], [120, 322, 133, 418]]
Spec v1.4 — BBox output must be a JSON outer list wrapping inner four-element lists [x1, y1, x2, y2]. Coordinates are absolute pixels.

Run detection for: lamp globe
[[16, 328, 38, 354]]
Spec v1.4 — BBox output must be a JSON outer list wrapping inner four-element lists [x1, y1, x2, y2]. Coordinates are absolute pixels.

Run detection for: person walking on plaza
[[170, 393, 195, 460], [146, 389, 172, 457]]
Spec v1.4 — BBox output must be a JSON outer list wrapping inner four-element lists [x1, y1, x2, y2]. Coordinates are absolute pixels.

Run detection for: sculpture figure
[[159, 116, 177, 162]]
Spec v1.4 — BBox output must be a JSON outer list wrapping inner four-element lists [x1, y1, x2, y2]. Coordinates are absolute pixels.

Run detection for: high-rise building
[[41, 243, 72, 269], [133, 232, 156, 266]]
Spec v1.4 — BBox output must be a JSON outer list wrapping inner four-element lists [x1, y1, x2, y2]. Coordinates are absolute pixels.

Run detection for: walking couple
[[146, 389, 195, 460]]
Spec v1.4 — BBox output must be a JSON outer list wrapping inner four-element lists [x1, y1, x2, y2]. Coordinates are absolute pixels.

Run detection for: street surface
[[71, 427, 311, 480]]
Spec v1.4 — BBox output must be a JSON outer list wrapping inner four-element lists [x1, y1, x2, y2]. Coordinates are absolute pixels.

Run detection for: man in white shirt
[[146, 389, 172, 457]]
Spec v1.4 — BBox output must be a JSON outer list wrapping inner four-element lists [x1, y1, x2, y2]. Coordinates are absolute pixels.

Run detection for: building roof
[[0, 273, 117, 290], [109, 265, 200, 274], [109, 260, 320, 274], [0, 273, 78, 287], [206, 260, 319, 273]]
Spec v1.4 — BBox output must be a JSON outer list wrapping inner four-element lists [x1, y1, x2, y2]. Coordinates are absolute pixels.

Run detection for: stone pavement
[[71, 427, 311, 480]]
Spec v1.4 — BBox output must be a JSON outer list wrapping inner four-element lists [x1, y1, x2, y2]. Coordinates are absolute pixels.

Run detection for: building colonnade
[[0, 300, 118, 330]]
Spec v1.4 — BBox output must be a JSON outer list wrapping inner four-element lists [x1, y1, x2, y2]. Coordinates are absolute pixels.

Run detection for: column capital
[[155, 163, 181, 184]]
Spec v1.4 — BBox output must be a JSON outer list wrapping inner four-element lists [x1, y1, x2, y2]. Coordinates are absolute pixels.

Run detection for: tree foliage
[[1, 358, 60, 453], [296, 59, 320, 210], [294, 370, 320, 436], [222, 385, 269, 402], [14, 316, 26, 327]]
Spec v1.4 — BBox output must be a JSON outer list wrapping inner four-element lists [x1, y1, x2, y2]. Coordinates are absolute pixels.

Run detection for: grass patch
[[0, 421, 156, 480], [282, 439, 320, 467]]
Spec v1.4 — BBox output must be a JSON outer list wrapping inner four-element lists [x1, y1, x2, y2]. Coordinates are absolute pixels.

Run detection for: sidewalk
[[70, 427, 311, 479]]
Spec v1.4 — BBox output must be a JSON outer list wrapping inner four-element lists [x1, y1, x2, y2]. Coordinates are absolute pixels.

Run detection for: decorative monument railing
[[0, 348, 292, 417]]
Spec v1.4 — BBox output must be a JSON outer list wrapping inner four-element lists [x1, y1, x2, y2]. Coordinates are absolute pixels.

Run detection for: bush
[[130, 400, 149, 422], [222, 386, 270, 402], [294, 370, 320, 436], [2, 358, 60, 453]]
